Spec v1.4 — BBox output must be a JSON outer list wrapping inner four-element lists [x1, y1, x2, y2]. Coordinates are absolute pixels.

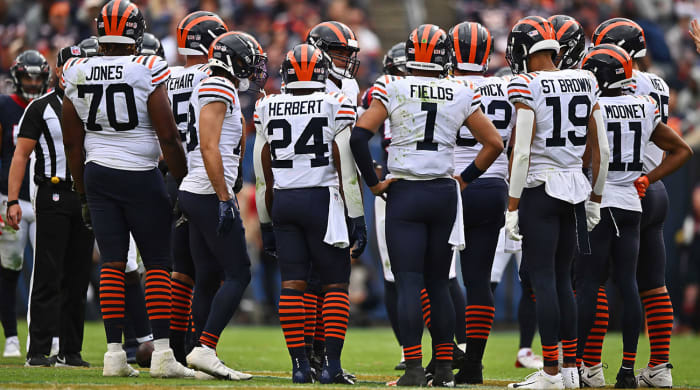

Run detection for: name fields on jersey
[[85, 65, 124, 81], [604, 103, 646, 120], [540, 77, 593, 94], [409, 85, 454, 101], [269, 99, 324, 116]]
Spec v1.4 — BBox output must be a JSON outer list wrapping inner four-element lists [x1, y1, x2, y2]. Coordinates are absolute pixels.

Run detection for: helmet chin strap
[[237, 77, 249, 92], [329, 62, 347, 80]]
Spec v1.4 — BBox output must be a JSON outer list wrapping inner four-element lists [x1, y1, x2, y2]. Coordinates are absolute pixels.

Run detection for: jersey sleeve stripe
[[508, 82, 529, 88], [337, 110, 355, 115], [199, 88, 235, 102], [373, 86, 387, 95], [152, 69, 171, 84], [508, 88, 531, 95], [517, 74, 533, 83], [148, 56, 157, 69], [202, 80, 236, 94], [151, 66, 168, 79]]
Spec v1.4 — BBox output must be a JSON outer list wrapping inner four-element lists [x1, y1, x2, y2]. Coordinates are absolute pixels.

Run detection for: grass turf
[[1, 322, 699, 388]]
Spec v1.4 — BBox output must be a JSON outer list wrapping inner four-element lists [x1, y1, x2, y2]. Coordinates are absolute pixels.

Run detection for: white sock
[[6, 335, 18, 343], [543, 370, 560, 378], [153, 338, 170, 352], [107, 343, 123, 353], [518, 347, 532, 357], [400, 347, 404, 361], [457, 343, 466, 353], [562, 367, 577, 377]]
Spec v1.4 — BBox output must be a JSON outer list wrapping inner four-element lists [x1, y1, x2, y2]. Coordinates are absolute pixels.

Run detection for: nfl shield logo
[[52, 193, 60, 202], [71, 46, 81, 56]]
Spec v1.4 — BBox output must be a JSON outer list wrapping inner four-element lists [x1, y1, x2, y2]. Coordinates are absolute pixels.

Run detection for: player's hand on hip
[[349, 216, 367, 258], [505, 210, 522, 241], [260, 222, 276, 258], [217, 199, 236, 237], [585, 200, 601, 232], [634, 175, 649, 198], [369, 178, 396, 198], [454, 175, 468, 192], [6, 204, 21, 231]]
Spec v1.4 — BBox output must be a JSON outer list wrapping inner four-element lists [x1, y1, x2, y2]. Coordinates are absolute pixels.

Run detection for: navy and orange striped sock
[[583, 286, 608, 367], [542, 344, 559, 367], [279, 288, 306, 359], [303, 292, 317, 358], [643, 291, 673, 367], [313, 292, 325, 358], [403, 345, 422, 365], [623, 351, 636, 369], [465, 305, 495, 363], [420, 288, 432, 329], [100, 266, 126, 343], [199, 331, 219, 349], [435, 342, 453, 362], [145, 268, 172, 340], [323, 288, 350, 371], [562, 338, 577, 364], [170, 278, 193, 333]]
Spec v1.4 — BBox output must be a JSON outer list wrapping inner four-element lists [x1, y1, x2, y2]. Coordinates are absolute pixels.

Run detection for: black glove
[[79, 192, 92, 230], [348, 216, 367, 258], [260, 222, 276, 258], [233, 174, 243, 194], [217, 199, 236, 236]]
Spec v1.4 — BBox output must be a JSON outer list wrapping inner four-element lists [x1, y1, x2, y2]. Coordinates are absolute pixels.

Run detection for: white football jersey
[[179, 76, 242, 195], [372, 75, 481, 180], [326, 77, 359, 106], [453, 75, 515, 180], [62, 55, 171, 171], [166, 64, 210, 145], [254, 91, 356, 190], [508, 69, 600, 203], [626, 70, 669, 172], [599, 95, 660, 212]]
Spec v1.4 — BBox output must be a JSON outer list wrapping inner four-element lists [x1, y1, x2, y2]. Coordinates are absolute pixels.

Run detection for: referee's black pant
[[27, 181, 94, 357]]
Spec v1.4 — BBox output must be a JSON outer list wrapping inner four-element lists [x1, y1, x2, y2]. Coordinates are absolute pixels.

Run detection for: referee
[[6, 46, 94, 367]]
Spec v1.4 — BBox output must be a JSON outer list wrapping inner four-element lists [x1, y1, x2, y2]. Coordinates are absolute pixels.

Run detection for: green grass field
[[1, 322, 699, 388]]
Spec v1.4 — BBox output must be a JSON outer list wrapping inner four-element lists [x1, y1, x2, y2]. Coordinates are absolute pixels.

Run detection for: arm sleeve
[[508, 108, 535, 199], [17, 101, 43, 140], [336, 127, 364, 218], [253, 102, 271, 224], [591, 108, 609, 196]]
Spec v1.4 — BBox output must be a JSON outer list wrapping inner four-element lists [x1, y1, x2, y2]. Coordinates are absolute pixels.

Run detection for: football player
[[141, 32, 165, 58], [61, 0, 190, 378], [448, 21, 516, 384], [179, 31, 264, 381], [351, 24, 503, 387], [504, 16, 609, 389], [592, 18, 676, 387], [254, 43, 356, 384], [548, 15, 586, 71], [166, 10, 228, 365], [303, 21, 366, 371], [0, 50, 48, 359], [577, 44, 691, 388], [79, 36, 101, 57]]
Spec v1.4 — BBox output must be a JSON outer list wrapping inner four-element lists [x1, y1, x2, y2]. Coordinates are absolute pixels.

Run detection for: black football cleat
[[320, 369, 355, 385], [395, 360, 406, 370], [455, 360, 483, 384], [452, 344, 465, 369], [25, 354, 54, 367], [615, 367, 638, 389], [430, 361, 455, 387], [292, 358, 313, 384], [55, 353, 91, 368], [397, 365, 427, 387]]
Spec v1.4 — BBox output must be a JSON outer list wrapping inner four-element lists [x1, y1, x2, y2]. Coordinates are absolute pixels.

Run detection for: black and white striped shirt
[[17, 89, 70, 182]]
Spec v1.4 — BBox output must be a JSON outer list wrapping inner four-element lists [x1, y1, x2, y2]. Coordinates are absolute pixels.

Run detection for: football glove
[[79, 193, 92, 230], [585, 200, 601, 232], [260, 222, 276, 258], [634, 175, 649, 198], [505, 210, 522, 241], [217, 199, 236, 236], [349, 216, 367, 258]]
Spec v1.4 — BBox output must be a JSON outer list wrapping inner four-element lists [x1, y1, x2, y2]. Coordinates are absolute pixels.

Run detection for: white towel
[[448, 179, 466, 251], [324, 187, 350, 248]]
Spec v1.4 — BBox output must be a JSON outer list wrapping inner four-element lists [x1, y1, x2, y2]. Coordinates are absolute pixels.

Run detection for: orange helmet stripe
[[178, 14, 228, 49], [115, 2, 136, 36], [594, 20, 644, 45], [555, 19, 576, 40], [582, 47, 632, 78], [452, 26, 463, 63], [111, 0, 122, 36], [481, 27, 491, 65], [413, 25, 444, 63], [318, 22, 347, 44], [519, 18, 555, 40], [289, 45, 320, 82], [468, 22, 478, 63]]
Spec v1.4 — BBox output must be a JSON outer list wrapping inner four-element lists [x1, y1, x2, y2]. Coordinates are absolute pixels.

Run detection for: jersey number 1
[[77, 83, 138, 131]]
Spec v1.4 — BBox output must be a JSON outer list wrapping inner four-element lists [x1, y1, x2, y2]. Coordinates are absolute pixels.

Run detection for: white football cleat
[[194, 370, 216, 380], [3, 336, 20, 358], [150, 348, 195, 378], [580, 363, 606, 387], [50, 337, 59, 357], [561, 367, 579, 389], [103, 351, 139, 377], [638, 363, 673, 388], [516, 348, 544, 369], [229, 368, 252, 380], [508, 370, 565, 389], [186, 346, 239, 380]]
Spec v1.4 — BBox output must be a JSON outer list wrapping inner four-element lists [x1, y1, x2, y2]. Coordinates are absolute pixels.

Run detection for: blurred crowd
[[2, 0, 700, 333]]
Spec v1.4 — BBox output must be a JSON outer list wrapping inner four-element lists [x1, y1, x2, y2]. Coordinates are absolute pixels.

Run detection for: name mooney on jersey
[[605, 104, 646, 120]]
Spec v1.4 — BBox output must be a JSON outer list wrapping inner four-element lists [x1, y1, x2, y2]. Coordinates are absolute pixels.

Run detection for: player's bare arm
[[352, 97, 395, 196], [198, 101, 230, 202], [149, 85, 187, 182], [61, 96, 87, 194], [259, 141, 274, 217], [645, 123, 692, 184], [586, 103, 609, 203], [6, 138, 35, 229], [457, 108, 504, 190]]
